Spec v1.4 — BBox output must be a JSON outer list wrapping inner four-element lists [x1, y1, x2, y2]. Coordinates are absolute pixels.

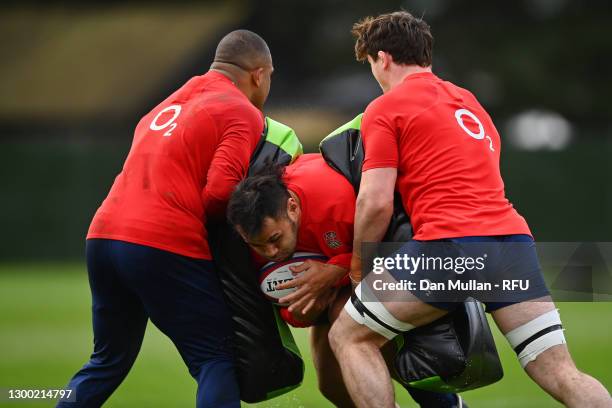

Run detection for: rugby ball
[[259, 252, 328, 305]]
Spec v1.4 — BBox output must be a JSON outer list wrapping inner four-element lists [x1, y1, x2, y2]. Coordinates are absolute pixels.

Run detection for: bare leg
[[329, 311, 394, 408], [492, 297, 611, 407], [329, 298, 446, 408], [311, 323, 356, 407]]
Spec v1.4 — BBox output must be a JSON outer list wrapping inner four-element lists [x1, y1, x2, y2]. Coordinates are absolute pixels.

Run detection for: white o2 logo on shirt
[[150, 105, 181, 137], [454, 108, 494, 152]]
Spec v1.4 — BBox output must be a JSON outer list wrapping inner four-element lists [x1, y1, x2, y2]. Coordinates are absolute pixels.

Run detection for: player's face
[[245, 215, 298, 262], [242, 197, 300, 262]]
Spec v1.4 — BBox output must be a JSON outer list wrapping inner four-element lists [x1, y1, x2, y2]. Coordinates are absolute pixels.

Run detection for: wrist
[[349, 255, 362, 283], [325, 263, 349, 287]]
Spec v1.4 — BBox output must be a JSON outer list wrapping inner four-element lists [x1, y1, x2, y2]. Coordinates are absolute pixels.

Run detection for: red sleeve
[[361, 99, 399, 172], [327, 253, 351, 287], [279, 307, 313, 328], [311, 221, 353, 257], [327, 253, 352, 270], [203, 106, 264, 219], [317, 221, 352, 287]]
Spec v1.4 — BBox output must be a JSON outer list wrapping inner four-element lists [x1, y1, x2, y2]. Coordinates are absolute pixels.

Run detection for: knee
[[88, 346, 140, 373], [329, 311, 377, 355], [328, 322, 340, 353], [328, 319, 349, 355]]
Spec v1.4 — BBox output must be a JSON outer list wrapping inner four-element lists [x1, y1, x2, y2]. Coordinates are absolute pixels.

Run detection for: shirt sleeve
[[327, 253, 351, 287], [316, 221, 353, 286], [361, 99, 399, 172], [327, 253, 352, 270], [279, 307, 313, 328], [203, 105, 264, 219]]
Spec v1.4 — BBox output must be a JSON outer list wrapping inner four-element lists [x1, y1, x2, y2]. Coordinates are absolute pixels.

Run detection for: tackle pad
[[320, 114, 504, 393], [208, 118, 304, 403]]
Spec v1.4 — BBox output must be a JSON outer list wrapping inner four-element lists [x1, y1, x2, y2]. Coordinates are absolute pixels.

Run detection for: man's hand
[[277, 260, 347, 314], [287, 288, 338, 324]]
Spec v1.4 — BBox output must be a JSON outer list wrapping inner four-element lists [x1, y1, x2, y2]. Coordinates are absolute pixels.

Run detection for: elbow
[[356, 192, 394, 219]]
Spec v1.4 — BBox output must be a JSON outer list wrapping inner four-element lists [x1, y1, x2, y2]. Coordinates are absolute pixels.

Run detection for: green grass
[[0, 263, 610, 407]]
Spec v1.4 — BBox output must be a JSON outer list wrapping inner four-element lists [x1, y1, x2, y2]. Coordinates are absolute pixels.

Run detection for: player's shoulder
[[362, 94, 392, 133], [364, 93, 389, 117], [193, 90, 262, 131], [441, 77, 480, 102], [398, 73, 441, 104], [287, 154, 353, 190], [435, 77, 491, 120], [292, 153, 322, 166], [285, 153, 327, 178], [364, 74, 440, 116]]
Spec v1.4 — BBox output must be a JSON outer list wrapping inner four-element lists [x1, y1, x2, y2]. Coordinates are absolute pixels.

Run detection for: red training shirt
[[283, 154, 355, 271], [87, 71, 264, 259], [361, 72, 531, 240], [279, 154, 355, 327]]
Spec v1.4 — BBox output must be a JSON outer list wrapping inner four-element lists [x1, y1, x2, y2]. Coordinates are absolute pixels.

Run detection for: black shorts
[[374, 234, 550, 313]]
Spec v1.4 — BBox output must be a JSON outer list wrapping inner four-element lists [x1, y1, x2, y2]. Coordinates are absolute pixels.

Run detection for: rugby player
[[327, 11, 612, 408], [57, 30, 273, 408], [227, 154, 466, 407]]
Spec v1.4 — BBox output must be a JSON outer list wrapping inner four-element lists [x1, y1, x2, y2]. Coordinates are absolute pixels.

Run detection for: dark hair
[[227, 163, 289, 238], [214, 29, 272, 71], [352, 11, 433, 66]]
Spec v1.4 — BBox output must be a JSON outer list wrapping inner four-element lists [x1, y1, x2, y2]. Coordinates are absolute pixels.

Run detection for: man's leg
[[57, 239, 148, 408], [329, 286, 447, 408], [311, 288, 357, 407], [492, 297, 611, 408], [114, 241, 240, 408], [311, 323, 356, 407], [325, 288, 464, 408]]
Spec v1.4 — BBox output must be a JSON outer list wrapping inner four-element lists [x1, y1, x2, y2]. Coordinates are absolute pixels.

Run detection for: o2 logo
[[454, 108, 494, 152], [149, 105, 181, 137]]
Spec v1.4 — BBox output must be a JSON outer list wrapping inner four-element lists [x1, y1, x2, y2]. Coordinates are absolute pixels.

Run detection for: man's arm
[[203, 107, 263, 219], [277, 221, 354, 313], [350, 167, 397, 284]]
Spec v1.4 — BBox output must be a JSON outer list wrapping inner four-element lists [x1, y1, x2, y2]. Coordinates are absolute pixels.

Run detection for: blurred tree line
[[0, 0, 610, 260]]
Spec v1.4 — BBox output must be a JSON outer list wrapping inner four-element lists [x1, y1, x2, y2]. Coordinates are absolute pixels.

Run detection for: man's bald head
[[211, 30, 273, 111], [213, 29, 272, 71]]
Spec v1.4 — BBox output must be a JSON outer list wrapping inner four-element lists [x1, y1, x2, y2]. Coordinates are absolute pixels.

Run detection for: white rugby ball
[[259, 252, 328, 305]]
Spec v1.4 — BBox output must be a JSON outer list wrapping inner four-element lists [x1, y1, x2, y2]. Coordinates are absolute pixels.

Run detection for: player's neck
[[385, 65, 432, 92], [209, 65, 254, 100]]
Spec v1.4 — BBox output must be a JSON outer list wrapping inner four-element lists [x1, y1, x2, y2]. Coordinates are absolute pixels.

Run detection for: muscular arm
[[350, 167, 397, 284], [203, 108, 263, 219]]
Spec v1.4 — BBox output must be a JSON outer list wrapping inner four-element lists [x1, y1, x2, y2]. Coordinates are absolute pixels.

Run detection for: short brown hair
[[352, 11, 433, 66]]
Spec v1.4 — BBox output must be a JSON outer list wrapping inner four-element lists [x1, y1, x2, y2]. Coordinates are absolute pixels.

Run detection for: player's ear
[[286, 197, 300, 221], [251, 67, 264, 87], [378, 51, 390, 69]]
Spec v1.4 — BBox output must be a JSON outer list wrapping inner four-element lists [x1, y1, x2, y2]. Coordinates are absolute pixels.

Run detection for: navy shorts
[[384, 234, 550, 313]]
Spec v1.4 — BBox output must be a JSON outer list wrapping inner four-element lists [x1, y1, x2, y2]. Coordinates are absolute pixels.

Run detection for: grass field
[[1, 263, 610, 407]]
